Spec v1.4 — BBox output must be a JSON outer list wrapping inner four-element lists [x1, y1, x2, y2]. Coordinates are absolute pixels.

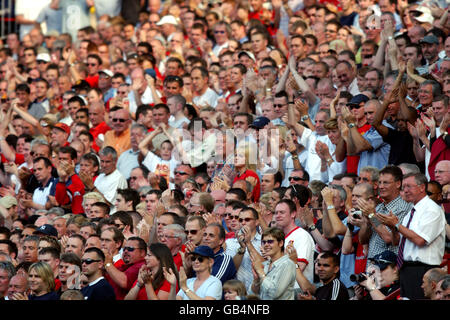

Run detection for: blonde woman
[[12, 262, 59, 300]]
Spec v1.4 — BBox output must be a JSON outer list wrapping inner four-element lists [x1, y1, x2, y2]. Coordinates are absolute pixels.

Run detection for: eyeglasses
[[175, 171, 188, 175], [185, 229, 199, 235], [82, 258, 101, 265], [348, 104, 363, 110], [288, 176, 305, 182], [87, 63, 97, 66], [238, 217, 254, 223], [190, 255, 205, 263], [118, 91, 128, 95], [214, 30, 226, 34], [123, 246, 137, 252], [273, 104, 285, 108], [261, 239, 275, 245], [37, 60, 48, 64], [325, 29, 337, 33], [161, 234, 178, 239], [130, 176, 139, 180], [112, 118, 127, 123], [227, 214, 240, 220]]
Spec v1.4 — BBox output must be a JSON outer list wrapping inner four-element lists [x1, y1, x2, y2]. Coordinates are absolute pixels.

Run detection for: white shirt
[[116, 148, 140, 180], [193, 87, 219, 108], [15, 0, 51, 39], [212, 41, 229, 57], [401, 196, 446, 266], [142, 151, 179, 189], [285, 226, 315, 286], [299, 127, 335, 182], [94, 169, 128, 203]]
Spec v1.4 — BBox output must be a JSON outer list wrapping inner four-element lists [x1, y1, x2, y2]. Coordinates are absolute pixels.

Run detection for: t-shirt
[[285, 226, 315, 285], [81, 277, 116, 300], [59, 0, 90, 42], [346, 123, 371, 174], [132, 278, 174, 300], [106, 259, 145, 300], [384, 128, 417, 165], [177, 275, 222, 300]]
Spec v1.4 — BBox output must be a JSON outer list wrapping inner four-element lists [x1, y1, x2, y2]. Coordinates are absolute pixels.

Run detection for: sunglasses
[[348, 104, 363, 110], [214, 30, 226, 34], [82, 258, 101, 265], [112, 118, 127, 123], [185, 229, 198, 235], [227, 214, 240, 220], [288, 176, 305, 181], [190, 255, 206, 263], [175, 171, 188, 175], [87, 63, 98, 66], [261, 239, 275, 245], [273, 104, 285, 108], [238, 217, 254, 223], [123, 246, 137, 252]]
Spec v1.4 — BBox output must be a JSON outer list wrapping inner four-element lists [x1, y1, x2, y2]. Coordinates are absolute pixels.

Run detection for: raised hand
[[163, 267, 177, 286]]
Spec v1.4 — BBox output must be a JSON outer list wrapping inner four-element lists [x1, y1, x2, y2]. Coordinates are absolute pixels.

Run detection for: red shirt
[[133, 278, 175, 300], [1, 153, 25, 165], [54, 174, 85, 214], [346, 123, 371, 174], [233, 169, 261, 202], [85, 74, 99, 88], [106, 259, 145, 300], [90, 121, 111, 152]]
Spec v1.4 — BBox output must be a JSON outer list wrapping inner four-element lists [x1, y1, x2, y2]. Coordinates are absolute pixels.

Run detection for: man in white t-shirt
[[191, 66, 218, 108], [274, 199, 315, 285], [94, 147, 127, 205]]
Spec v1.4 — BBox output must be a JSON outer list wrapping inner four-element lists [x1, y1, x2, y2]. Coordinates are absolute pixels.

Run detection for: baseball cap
[[36, 53, 51, 63], [370, 250, 397, 270], [144, 68, 157, 80], [156, 15, 179, 26], [249, 116, 270, 129], [420, 35, 439, 45], [46, 30, 60, 38], [238, 51, 256, 62], [52, 122, 71, 135], [34, 224, 58, 237], [190, 245, 215, 259], [411, 6, 434, 25], [347, 94, 369, 106], [0, 196, 18, 209], [99, 69, 114, 77]]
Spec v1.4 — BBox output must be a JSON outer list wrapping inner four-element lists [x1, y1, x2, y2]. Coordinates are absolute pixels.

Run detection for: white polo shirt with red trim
[[285, 226, 315, 286]]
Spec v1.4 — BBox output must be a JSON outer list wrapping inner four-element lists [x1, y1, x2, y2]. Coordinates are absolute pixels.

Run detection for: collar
[[88, 276, 105, 286]]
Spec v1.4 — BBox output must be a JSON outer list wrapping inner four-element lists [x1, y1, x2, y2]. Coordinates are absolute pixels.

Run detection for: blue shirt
[[211, 248, 237, 284], [358, 126, 391, 174]]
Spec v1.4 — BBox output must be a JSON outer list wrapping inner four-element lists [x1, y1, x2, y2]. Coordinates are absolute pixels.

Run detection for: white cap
[[238, 51, 256, 62], [411, 6, 434, 24], [156, 15, 179, 26], [36, 53, 51, 63], [99, 69, 114, 77]]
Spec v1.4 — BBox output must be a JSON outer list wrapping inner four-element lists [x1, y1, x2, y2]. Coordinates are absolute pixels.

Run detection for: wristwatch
[[105, 263, 112, 268], [327, 205, 335, 210], [237, 247, 246, 255], [394, 222, 401, 231], [368, 213, 375, 219], [184, 288, 192, 294], [348, 123, 356, 128], [308, 224, 316, 232], [301, 115, 309, 121]]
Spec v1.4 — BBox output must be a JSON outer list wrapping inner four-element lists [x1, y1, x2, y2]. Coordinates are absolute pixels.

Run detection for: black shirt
[[315, 278, 349, 300], [384, 128, 417, 165]]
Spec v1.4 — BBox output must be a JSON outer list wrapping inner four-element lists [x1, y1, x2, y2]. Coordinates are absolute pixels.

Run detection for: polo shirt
[[284, 226, 315, 285]]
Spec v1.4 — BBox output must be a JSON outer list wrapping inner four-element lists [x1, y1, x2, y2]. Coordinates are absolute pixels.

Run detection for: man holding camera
[[357, 165, 413, 260]]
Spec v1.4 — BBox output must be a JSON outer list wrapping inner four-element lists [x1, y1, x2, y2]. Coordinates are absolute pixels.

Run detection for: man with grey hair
[[116, 123, 147, 179], [167, 94, 189, 128], [0, 261, 15, 299], [94, 147, 127, 205], [160, 224, 185, 270], [398, 163, 421, 175]]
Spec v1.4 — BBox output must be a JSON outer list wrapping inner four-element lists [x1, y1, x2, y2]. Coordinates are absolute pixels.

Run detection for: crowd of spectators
[[0, 0, 449, 301]]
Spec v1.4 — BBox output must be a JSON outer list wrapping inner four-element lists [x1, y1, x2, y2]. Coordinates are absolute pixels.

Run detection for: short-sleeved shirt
[[106, 259, 145, 300], [358, 126, 391, 174], [402, 196, 446, 265], [177, 275, 222, 300], [94, 169, 128, 204], [285, 226, 315, 285], [368, 196, 413, 259], [384, 128, 417, 165]]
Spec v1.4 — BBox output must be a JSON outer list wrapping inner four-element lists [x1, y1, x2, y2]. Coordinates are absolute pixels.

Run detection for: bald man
[[434, 160, 450, 187]]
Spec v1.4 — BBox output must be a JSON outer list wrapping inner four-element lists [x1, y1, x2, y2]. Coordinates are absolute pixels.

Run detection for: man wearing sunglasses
[[225, 207, 262, 292], [105, 236, 146, 300], [103, 107, 132, 157], [81, 247, 116, 300]]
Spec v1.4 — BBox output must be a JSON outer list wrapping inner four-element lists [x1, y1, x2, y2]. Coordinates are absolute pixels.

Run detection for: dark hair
[[68, 95, 86, 107], [319, 251, 340, 267], [33, 156, 53, 167], [117, 189, 140, 211], [59, 146, 77, 160], [92, 202, 111, 216], [379, 164, 403, 182], [0, 239, 18, 258], [111, 211, 134, 233], [84, 247, 105, 261], [38, 246, 60, 259], [60, 252, 82, 269], [275, 199, 297, 214], [148, 243, 179, 289], [227, 188, 247, 201], [127, 236, 147, 251]]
